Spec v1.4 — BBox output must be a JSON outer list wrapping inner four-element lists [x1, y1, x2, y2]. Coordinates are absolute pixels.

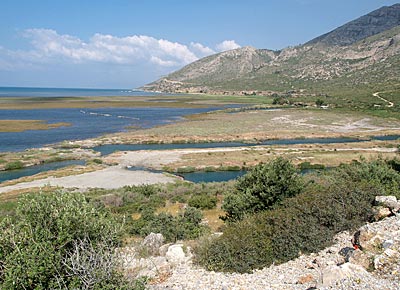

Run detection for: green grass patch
[[4, 161, 23, 170]]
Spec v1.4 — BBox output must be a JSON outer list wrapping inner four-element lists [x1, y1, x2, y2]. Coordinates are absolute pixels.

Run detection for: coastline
[[0, 95, 399, 193]]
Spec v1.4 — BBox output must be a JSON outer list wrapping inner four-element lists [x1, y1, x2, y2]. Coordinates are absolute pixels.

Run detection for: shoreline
[[0, 166, 178, 194], [0, 101, 399, 192]]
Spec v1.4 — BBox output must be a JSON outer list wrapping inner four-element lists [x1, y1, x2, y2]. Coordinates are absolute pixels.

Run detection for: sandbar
[[0, 166, 177, 193]]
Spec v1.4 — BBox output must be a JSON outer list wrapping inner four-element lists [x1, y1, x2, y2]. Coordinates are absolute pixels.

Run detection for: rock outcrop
[[306, 4, 400, 46], [146, 196, 400, 289]]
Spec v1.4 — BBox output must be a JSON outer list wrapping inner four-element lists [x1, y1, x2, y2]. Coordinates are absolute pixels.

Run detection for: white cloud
[[216, 40, 241, 52], [0, 29, 241, 71], [21, 29, 200, 66], [150, 56, 177, 67], [190, 42, 215, 57]]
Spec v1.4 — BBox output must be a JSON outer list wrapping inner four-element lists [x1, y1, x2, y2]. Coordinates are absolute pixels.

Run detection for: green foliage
[[0, 191, 128, 289], [196, 159, 400, 273], [104, 184, 166, 214], [266, 180, 377, 264], [330, 159, 400, 199], [176, 166, 196, 173], [272, 96, 290, 105], [44, 156, 67, 163], [315, 98, 325, 106], [298, 161, 325, 170], [4, 161, 23, 170], [131, 207, 207, 242], [222, 157, 304, 222], [188, 194, 218, 209], [387, 157, 400, 173], [194, 216, 273, 273], [91, 158, 103, 164]]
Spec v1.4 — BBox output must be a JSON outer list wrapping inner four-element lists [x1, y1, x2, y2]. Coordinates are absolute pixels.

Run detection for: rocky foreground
[[121, 196, 400, 289]]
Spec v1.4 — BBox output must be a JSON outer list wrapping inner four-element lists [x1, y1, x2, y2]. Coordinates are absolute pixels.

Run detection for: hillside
[[142, 4, 400, 97], [306, 3, 400, 46]]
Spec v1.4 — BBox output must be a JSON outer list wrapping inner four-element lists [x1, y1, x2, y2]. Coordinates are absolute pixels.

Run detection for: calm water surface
[[93, 137, 375, 155], [0, 106, 228, 152], [0, 87, 160, 97], [0, 160, 85, 183]]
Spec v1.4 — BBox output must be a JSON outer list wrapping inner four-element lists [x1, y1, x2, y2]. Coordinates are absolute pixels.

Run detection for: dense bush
[[222, 157, 304, 222], [0, 191, 130, 289], [196, 159, 400, 273], [387, 157, 400, 173], [188, 194, 218, 209], [330, 159, 400, 198], [131, 206, 207, 242], [195, 216, 273, 273], [4, 161, 23, 170], [105, 184, 166, 214]]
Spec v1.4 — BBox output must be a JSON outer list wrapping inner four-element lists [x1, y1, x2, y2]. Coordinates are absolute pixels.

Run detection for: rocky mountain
[[307, 3, 400, 46], [142, 4, 400, 96]]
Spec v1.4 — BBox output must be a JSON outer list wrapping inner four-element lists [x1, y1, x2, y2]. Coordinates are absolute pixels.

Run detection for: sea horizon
[[0, 86, 161, 98]]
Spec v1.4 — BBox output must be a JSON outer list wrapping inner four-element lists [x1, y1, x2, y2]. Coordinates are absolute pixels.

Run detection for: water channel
[[1, 135, 398, 184]]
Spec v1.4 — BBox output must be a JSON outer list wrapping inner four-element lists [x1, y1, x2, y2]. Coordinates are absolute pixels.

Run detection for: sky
[[0, 0, 399, 89]]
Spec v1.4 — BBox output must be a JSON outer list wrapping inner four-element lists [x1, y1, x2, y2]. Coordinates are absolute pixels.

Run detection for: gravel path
[[373, 92, 394, 107]]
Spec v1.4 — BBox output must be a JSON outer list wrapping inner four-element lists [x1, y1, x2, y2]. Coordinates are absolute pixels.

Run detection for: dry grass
[[113, 108, 400, 144], [0, 147, 97, 171], [203, 207, 225, 232], [156, 201, 186, 216], [0, 185, 57, 203], [0, 120, 71, 132], [166, 141, 399, 170]]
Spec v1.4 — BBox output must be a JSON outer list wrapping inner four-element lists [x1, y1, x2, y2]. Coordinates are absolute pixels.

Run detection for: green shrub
[[222, 157, 304, 222], [387, 157, 400, 173], [110, 185, 165, 214], [194, 216, 273, 273], [176, 166, 196, 173], [219, 165, 241, 171], [44, 156, 66, 163], [0, 191, 129, 289], [188, 194, 218, 209], [331, 159, 400, 198], [196, 159, 398, 273], [4, 161, 23, 170], [91, 158, 103, 164], [131, 207, 207, 242], [124, 184, 158, 197], [298, 161, 325, 170]]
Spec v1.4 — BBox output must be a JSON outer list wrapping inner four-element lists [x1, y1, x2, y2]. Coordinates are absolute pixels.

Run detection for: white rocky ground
[[121, 197, 400, 290]]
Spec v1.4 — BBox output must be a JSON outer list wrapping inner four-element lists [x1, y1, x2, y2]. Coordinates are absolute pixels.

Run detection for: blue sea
[[0, 87, 225, 152], [0, 86, 160, 97]]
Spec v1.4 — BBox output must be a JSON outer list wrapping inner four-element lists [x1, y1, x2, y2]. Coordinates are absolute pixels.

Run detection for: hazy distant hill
[[142, 4, 400, 96]]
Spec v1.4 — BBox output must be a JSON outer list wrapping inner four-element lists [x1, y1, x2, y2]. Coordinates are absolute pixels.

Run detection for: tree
[[222, 157, 304, 222]]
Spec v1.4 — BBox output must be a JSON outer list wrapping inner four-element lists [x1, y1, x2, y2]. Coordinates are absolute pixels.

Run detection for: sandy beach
[[0, 166, 177, 193]]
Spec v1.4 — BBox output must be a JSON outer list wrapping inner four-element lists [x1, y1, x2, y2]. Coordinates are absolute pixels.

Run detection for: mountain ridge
[[306, 3, 400, 46], [142, 4, 400, 97]]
